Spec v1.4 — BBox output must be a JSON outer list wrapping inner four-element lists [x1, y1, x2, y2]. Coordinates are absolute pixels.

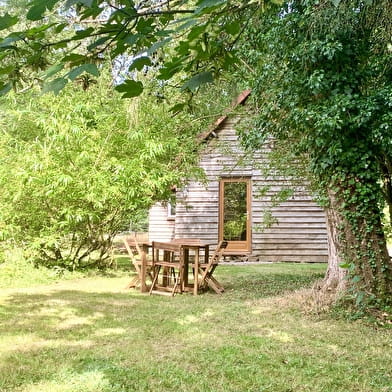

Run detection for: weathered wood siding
[[148, 204, 175, 242], [149, 116, 329, 262]]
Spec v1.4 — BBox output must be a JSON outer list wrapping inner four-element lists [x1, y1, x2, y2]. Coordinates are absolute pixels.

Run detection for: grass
[[0, 262, 391, 392], [0, 248, 85, 290]]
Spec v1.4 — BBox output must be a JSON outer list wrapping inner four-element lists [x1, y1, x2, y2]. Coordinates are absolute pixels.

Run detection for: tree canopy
[[237, 0, 392, 310], [0, 75, 204, 269], [0, 0, 260, 96]]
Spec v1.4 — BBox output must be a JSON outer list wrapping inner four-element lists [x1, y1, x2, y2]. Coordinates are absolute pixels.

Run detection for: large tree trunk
[[322, 187, 392, 306], [322, 194, 347, 293]]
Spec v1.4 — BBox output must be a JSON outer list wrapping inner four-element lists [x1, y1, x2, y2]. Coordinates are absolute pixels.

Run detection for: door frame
[[218, 177, 252, 254]]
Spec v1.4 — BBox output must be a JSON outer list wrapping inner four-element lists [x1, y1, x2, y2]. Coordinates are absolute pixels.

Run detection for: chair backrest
[[123, 236, 143, 264], [209, 241, 228, 264]]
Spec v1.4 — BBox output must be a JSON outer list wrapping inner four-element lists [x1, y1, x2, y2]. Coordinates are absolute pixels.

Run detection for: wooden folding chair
[[149, 242, 184, 296], [197, 241, 228, 294], [123, 237, 153, 289]]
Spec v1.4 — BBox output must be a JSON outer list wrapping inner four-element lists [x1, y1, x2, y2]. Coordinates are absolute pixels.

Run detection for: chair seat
[[133, 260, 153, 266], [190, 262, 218, 268]]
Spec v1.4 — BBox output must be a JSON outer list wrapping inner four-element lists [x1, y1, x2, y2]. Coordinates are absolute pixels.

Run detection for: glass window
[[222, 181, 248, 241]]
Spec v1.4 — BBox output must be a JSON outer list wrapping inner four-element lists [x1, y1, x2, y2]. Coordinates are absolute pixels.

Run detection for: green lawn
[[0, 263, 391, 392]]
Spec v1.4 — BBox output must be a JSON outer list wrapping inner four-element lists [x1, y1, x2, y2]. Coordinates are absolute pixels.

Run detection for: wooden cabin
[[148, 90, 328, 262]]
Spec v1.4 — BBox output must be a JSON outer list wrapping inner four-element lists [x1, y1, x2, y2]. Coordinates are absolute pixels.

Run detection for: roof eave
[[197, 89, 252, 142]]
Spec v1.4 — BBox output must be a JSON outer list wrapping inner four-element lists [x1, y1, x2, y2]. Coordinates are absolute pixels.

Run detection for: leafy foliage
[[0, 76, 201, 269], [0, 0, 265, 95], [0, 0, 391, 312], [236, 0, 392, 308]]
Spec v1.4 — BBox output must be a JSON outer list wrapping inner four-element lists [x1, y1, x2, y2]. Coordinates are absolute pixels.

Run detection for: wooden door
[[219, 178, 251, 254]]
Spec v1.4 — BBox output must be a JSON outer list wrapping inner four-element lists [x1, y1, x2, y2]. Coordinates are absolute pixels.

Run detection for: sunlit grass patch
[[0, 248, 83, 290], [16, 370, 111, 392], [0, 263, 391, 392]]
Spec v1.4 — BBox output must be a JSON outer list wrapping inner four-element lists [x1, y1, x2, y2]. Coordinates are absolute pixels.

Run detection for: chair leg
[[149, 265, 161, 295], [171, 275, 180, 296], [124, 276, 139, 289], [206, 275, 224, 294]]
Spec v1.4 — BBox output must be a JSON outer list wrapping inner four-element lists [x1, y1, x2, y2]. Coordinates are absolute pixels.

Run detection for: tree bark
[[322, 186, 392, 306], [322, 193, 347, 293]]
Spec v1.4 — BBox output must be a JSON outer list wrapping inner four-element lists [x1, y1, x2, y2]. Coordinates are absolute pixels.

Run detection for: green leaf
[[0, 35, 22, 49], [129, 57, 152, 71], [53, 42, 68, 50], [87, 37, 111, 51], [62, 53, 88, 66], [42, 63, 64, 79], [26, 6, 45, 21], [0, 13, 18, 31], [123, 34, 140, 46], [169, 103, 187, 114], [25, 23, 56, 38], [67, 64, 99, 81], [352, 275, 361, 284], [181, 71, 213, 92], [0, 82, 12, 96], [42, 77, 68, 95], [224, 21, 240, 36], [26, 0, 60, 20], [331, 0, 341, 6], [54, 23, 68, 34], [176, 18, 197, 33], [0, 65, 14, 75], [46, 0, 60, 11], [27, 3, 47, 21], [188, 25, 206, 41], [115, 80, 143, 98], [147, 38, 172, 55], [157, 57, 184, 80], [72, 27, 95, 40], [155, 29, 174, 37], [65, 0, 94, 8], [194, 0, 226, 15], [158, 62, 182, 80]]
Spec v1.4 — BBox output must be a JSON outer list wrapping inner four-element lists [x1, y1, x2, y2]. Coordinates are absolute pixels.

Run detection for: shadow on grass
[[218, 265, 325, 299], [0, 264, 328, 392]]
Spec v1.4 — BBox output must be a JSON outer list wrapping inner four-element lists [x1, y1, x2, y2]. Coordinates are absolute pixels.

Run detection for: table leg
[[194, 247, 199, 296], [140, 244, 148, 293], [182, 248, 189, 291], [163, 250, 170, 287], [204, 245, 209, 264]]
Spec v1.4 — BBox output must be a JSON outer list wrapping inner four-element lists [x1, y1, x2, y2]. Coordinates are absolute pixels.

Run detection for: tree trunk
[[322, 187, 392, 306], [322, 194, 347, 293]]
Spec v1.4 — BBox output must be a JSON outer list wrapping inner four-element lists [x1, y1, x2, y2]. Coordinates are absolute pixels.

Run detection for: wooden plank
[[260, 215, 327, 221], [259, 212, 327, 218], [256, 239, 328, 244], [253, 255, 328, 262], [257, 223, 328, 228], [175, 216, 218, 224], [256, 249, 328, 256], [152, 241, 182, 253], [256, 233, 328, 239], [150, 290, 175, 297], [256, 243, 328, 250]]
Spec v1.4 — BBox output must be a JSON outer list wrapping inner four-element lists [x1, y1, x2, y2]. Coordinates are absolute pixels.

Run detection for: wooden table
[[147, 239, 210, 295]]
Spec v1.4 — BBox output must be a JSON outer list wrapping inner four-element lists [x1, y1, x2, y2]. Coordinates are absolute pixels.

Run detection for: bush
[[0, 79, 200, 270]]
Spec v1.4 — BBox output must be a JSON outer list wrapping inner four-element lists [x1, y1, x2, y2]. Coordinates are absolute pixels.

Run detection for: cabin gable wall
[[149, 117, 329, 262], [148, 203, 175, 242]]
